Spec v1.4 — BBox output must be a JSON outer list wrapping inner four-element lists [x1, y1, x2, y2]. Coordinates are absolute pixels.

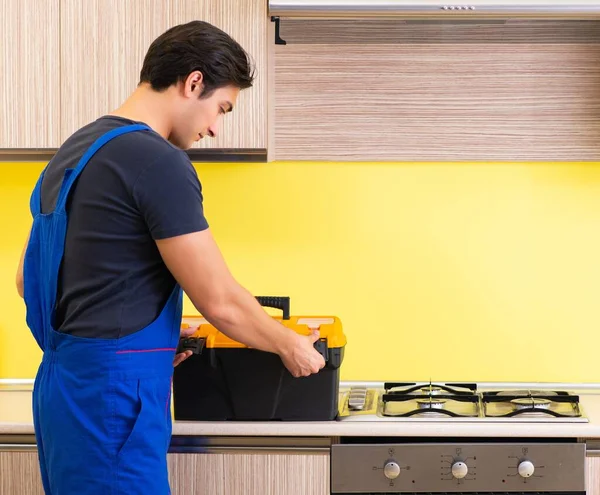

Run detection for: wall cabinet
[[273, 19, 600, 161], [0, 0, 60, 148], [0, 0, 266, 151], [60, 0, 267, 150]]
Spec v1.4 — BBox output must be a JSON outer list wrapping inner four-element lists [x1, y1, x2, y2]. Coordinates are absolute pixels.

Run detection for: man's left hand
[[173, 326, 197, 367]]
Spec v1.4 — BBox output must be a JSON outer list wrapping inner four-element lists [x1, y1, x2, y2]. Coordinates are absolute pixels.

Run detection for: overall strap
[[55, 124, 151, 213], [29, 166, 48, 217]]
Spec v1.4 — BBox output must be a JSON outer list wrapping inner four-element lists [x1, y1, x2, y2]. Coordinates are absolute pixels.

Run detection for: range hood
[[268, 0, 600, 19]]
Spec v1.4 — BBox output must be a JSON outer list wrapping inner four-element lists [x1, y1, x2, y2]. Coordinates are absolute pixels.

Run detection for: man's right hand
[[278, 329, 326, 378]]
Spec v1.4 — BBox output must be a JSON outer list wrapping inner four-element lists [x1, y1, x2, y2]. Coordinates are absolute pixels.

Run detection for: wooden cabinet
[[0, 449, 328, 495], [60, 0, 267, 150], [168, 452, 224, 494], [273, 18, 600, 161], [59, 0, 170, 146], [0, 0, 60, 148], [221, 452, 330, 495], [168, 452, 330, 495], [588, 457, 600, 495], [0, 452, 45, 495]]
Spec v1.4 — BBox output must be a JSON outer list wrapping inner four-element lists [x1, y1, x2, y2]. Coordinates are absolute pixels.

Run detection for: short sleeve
[[132, 149, 209, 240]]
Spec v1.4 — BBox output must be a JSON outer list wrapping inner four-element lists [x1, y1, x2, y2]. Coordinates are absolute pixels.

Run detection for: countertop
[[4, 382, 600, 438]]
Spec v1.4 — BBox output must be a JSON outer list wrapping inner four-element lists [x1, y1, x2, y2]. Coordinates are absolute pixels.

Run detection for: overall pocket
[[114, 376, 172, 459]]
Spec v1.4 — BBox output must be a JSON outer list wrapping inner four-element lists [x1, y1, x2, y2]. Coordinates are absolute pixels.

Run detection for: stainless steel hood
[[268, 0, 600, 19]]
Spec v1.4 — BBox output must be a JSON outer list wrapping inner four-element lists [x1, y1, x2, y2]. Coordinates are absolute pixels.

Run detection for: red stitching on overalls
[[115, 347, 177, 354]]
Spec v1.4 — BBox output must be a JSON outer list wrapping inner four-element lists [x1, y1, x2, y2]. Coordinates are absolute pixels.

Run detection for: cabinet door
[[168, 453, 224, 495], [60, 0, 171, 144], [273, 19, 600, 161], [587, 457, 600, 495], [222, 452, 330, 495], [60, 0, 266, 150], [168, 452, 329, 495], [0, 0, 60, 148], [0, 452, 45, 495]]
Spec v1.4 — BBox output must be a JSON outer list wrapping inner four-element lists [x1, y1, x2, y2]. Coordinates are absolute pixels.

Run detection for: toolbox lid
[[181, 315, 346, 349]]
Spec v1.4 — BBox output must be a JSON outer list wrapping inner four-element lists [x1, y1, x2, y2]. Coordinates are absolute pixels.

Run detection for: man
[[15, 20, 325, 495]]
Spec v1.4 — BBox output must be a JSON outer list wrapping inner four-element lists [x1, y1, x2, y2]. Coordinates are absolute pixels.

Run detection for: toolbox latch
[[314, 338, 329, 363], [177, 337, 206, 355]]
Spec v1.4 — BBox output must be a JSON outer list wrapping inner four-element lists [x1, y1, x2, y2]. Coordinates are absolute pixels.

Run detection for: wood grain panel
[[274, 20, 600, 161], [588, 457, 600, 495], [0, 0, 60, 148], [0, 452, 45, 495], [168, 453, 224, 495], [0, 450, 327, 494], [222, 452, 329, 495], [60, 0, 170, 143], [60, 0, 266, 149], [279, 19, 600, 44]]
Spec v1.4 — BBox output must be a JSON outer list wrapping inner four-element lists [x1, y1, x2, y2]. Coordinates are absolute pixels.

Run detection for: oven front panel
[[331, 443, 586, 493]]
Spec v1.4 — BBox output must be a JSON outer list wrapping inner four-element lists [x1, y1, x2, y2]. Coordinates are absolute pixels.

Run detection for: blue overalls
[[23, 124, 183, 494]]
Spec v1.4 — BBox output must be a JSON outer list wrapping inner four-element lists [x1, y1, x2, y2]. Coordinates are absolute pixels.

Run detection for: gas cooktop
[[337, 382, 588, 423]]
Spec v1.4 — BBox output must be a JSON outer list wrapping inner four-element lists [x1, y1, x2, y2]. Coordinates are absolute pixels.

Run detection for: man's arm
[[16, 229, 31, 299], [156, 229, 325, 377]]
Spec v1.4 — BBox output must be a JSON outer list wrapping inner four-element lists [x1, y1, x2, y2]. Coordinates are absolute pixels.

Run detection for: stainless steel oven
[[331, 440, 586, 494]]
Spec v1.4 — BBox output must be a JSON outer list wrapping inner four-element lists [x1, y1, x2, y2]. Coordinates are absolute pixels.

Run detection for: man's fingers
[[173, 350, 193, 367], [180, 326, 198, 338]]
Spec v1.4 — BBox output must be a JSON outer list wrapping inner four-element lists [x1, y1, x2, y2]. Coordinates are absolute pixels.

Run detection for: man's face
[[170, 81, 239, 149]]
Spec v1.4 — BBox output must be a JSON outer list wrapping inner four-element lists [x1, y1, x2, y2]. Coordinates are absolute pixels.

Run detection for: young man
[[16, 21, 325, 494]]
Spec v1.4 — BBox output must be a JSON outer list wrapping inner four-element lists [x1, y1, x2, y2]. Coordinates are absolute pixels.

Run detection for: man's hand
[[173, 326, 197, 367], [278, 329, 326, 378]]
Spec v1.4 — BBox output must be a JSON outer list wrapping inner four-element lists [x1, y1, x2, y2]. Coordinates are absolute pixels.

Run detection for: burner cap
[[412, 386, 445, 395], [416, 398, 446, 409], [511, 398, 552, 410]]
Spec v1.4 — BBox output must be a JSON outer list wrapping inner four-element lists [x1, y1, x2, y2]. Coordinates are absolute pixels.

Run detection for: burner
[[408, 385, 444, 395], [511, 398, 552, 410], [418, 386, 444, 395], [384, 382, 478, 396], [381, 383, 480, 418], [416, 398, 447, 409], [481, 390, 583, 419], [495, 390, 559, 397]]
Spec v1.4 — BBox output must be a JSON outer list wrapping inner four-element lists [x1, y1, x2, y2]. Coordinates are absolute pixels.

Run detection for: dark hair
[[139, 20, 255, 98]]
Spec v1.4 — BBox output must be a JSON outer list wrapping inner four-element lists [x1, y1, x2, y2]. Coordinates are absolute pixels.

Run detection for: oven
[[332, 382, 589, 494], [331, 439, 586, 494]]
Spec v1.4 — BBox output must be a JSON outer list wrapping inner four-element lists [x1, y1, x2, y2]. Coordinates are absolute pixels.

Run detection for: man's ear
[[184, 70, 204, 97]]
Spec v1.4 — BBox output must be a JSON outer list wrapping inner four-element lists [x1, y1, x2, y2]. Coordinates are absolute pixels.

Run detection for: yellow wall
[[2, 161, 600, 382]]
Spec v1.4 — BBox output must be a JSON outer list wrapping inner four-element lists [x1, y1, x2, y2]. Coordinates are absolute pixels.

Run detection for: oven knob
[[451, 461, 469, 479], [518, 460, 535, 478], [383, 461, 401, 479]]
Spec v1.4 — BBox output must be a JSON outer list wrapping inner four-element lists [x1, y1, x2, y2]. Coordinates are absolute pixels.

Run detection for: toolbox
[[172, 297, 346, 421]]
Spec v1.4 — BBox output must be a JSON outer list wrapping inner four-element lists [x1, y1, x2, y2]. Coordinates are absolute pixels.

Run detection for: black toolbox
[[173, 297, 346, 421]]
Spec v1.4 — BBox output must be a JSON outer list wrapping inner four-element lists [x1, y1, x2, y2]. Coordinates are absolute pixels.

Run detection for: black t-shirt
[[40, 116, 209, 338]]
